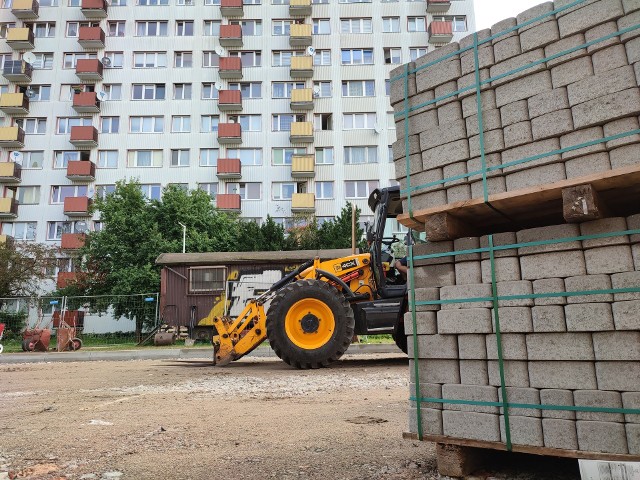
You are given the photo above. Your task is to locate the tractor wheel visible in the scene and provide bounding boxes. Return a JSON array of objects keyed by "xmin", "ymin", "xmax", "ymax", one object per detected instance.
[{"xmin": 266, "ymin": 279, "xmax": 355, "ymax": 369}]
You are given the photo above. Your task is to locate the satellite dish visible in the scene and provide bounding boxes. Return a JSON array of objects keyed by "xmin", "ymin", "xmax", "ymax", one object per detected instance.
[
  {"xmin": 306, "ymin": 46, "xmax": 316, "ymax": 56},
  {"xmin": 25, "ymin": 88, "xmax": 36, "ymax": 98},
  {"xmin": 96, "ymin": 90, "xmax": 108, "ymax": 101},
  {"xmin": 215, "ymin": 46, "xmax": 225, "ymax": 56},
  {"xmin": 23, "ymin": 52, "xmax": 36, "ymax": 64},
  {"xmin": 373, "ymin": 123, "xmax": 382, "ymax": 135},
  {"xmin": 87, "ymin": 186, "xmax": 95, "ymax": 198},
  {"xmin": 100, "ymin": 56, "xmax": 112, "ymax": 66},
  {"xmin": 10, "ymin": 151, "xmax": 23, "ymax": 164},
  {"xmin": 312, "ymin": 86, "xmax": 321, "ymax": 98},
  {"xmin": 214, "ymin": 83, "xmax": 222, "ymax": 91}
]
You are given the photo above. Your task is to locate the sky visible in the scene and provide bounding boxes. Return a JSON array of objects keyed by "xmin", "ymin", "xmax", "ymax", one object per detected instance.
[{"xmin": 474, "ymin": 0, "xmax": 549, "ymax": 30}]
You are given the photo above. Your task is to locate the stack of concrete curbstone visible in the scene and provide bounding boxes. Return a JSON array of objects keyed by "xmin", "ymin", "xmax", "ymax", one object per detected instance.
[
  {"xmin": 406, "ymin": 215, "xmax": 640, "ymax": 454},
  {"xmin": 390, "ymin": 0, "xmax": 640, "ymax": 213}
]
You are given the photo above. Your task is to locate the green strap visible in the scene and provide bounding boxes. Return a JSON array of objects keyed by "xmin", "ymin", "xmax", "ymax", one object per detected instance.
[
  {"xmin": 473, "ymin": 32, "xmax": 489, "ymax": 204},
  {"xmin": 408, "ymin": 243, "xmax": 423, "ymax": 440},
  {"xmin": 403, "ymin": 62, "xmax": 416, "ymax": 222}
]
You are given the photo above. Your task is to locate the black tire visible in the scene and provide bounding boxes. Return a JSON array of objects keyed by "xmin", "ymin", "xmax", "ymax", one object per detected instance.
[
  {"xmin": 70, "ymin": 338, "xmax": 83, "ymax": 351},
  {"xmin": 393, "ymin": 330, "xmax": 408, "ymax": 354},
  {"xmin": 266, "ymin": 279, "xmax": 355, "ymax": 369},
  {"xmin": 22, "ymin": 339, "xmax": 34, "ymax": 352}
]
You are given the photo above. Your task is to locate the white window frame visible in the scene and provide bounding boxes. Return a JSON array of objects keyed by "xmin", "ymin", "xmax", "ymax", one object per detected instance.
[
  {"xmin": 342, "ymin": 80, "xmax": 374, "ymax": 97},
  {"xmin": 174, "ymin": 83, "xmax": 192, "ymax": 100},
  {"xmin": 199, "ymin": 149, "xmax": 219, "ymax": 167},
  {"xmin": 200, "ymin": 115, "xmax": 219, "ymax": 132},
  {"xmin": 131, "ymin": 84, "xmax": 166, "ymax": 100},
  {"xmin": 340, "ymin": 18, "xmax": 372, "ymax": 34},
  {"xmin": 97, "ymin": 150, "xmax": 118, "ymax": 168},
  {"xmin": 171, "ymin": 116, "xmax": 191, "ymax": 133},
  {"xmin": 100, "ymin": 116, "xmax": 120, "ymax": 134},
  {"xmin": 315, "ymin": 181, "xmax": 334, "ymax": 199},
  {"xmin": 345, "ymin": 180, "xmax": 379, "ymax": 199},
  {"xmin": 128, "ymin": 150, "xmax": 163, "ymax": 168},
  {"xmin": 129, "ymin": 116, "xmax": 164, "ymax": 133},
  {"xmin": 133, "ymin": 51, "xmax": 167, "ymax": 68},
  {"xmin": 343, "ymin": 113, "xmax": 376, "ymax": 130},
  {"xmin": 227, "ymin": 148, "xmax": 263, "ymax": 166},
  {"xmin": 171, "ymin": 149, "xmax": 190, "ymax": 167},
  {"xmin": 344, "ymin": 146, "xmax": 378, "ymax": 164}
]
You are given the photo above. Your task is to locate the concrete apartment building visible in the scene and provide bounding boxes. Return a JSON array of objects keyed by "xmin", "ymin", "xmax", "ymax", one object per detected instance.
[{"xmin": 0, "ymin": 0, "xmax": 474, "ymax": 286}]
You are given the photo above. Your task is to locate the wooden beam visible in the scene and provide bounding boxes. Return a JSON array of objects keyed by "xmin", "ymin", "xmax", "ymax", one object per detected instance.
[
  {"xmin": 562, "ymin": 184, "xmax": 609, "ymax": 223},
  {"xmin": 436, "ymin": 443, "xmax": 485, "ymax": 478},
  {"xmin": 424, "ymin": 212, "xmax": 477, "ymax": 241}
]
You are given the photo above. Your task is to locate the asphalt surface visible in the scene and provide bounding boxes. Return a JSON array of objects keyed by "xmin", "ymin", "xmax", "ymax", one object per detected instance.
[{"xmin": 0, "ymin": 343, "xmax": 401, "ymax": 364}]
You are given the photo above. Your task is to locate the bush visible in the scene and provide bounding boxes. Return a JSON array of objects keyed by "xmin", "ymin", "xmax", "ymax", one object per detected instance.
[{"xmin": 0, "ymin": 310, "xmax": 28, "ymax": 340}]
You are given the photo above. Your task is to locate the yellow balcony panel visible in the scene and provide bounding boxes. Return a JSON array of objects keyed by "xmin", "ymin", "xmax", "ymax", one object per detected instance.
[
  {"xmin": 0, "ymin": 197, "xmax": 19, "ymax": 218},
  {"xmin": 291, "ymin": 193, "xmax": 315, "ymax": 213},
  {"xmin": 289, "ymin": 0, "xmax": 311, "ymax": 17},
  {"xmin": 2, "ymin": 60, "xmax": 33, "ymax": 83},
  {"xmin": 289, "ymin": 24, "xmax": 312, "ymax": 47},
  {"xmin": 290, "ymin": 88, "xmax": 314, "ymax": 110},
  {"xmin": 290, "ymin": 56, "xmax": 313, "ymax": 79},
  {"xmin": 290, "ymin": 122, "xmax": 313, "ymax": 143},
  {"xmin": 0, "ymin": 234, "xmax": 14, "ymax": 247},
  {"xmin": 11, "ymin": 0, "xmax": 39, "ymax": 19},
  {"xmin": 0, "ymin": 127, "xmax": 25, "ymax": 149},
  {"xmin": 7, "ymin": 28, "xmax": 35, "ymax": 50},
  {"xmin": 291, "ymin": 155, "xmax": 315, "ymax": 178},
  {"xmin": 0, "ymin": 162, "xmax": 22, "ymax": 183},
  {"xmin": 0, "ymin": 93, "xmax": 29, "ymax": 115}
]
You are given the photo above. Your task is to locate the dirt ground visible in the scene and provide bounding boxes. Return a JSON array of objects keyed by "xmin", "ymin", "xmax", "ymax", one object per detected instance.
[{"xmin": 0, "ymin": 353, "xmax": 580, "ymax": 480}]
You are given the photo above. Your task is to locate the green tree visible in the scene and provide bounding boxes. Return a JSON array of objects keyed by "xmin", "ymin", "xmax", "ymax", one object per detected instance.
[
  {"xmin": 0, "ymin": 241, "xmax": 57, "ymax": 303},
  {"xmin": 259, "ymin": 216, "xmax": 287, "ymax": 251}
]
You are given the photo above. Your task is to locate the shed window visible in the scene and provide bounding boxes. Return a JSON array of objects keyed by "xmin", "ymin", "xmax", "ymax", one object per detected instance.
[{"xmin": 189, "ymin": 267, "xmax": 226, "ymax": 293}]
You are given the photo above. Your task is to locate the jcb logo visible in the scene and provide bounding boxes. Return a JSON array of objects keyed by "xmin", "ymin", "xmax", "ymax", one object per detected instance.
[{"xmin": 334, "ymin": 259, "xmax": 358, "ymax": 272}]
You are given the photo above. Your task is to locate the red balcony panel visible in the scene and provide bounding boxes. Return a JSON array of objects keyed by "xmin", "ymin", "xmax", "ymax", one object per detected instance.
[
  {"xmin": 216, "ymin": 194, "xmax": 241, "ymax": 211},
  {"xmin": 219, "ymin": 57, "xmax": 243, "ymax": 79},
  {"xmin": 78, "ymin": 26, "xmax": 105, "ymax": 48},
  {"xmin": 75, "ymin": 59, "xmax": 103, "ymax": 81},
  {"xmin": 57, "ymin": 271, "xmax": 86, "ymax": 289},
  {"xmin": 72, "ymin": 92, "xmax": 100, "ymax": 113},
  {"xmin": 81, "ymin": 0, "xmax": 108, "ymax": 17},
  {"xmin": 220, "ymin": 0, "xmax": 243, "ymax": 16},
  {"xmin": 69, "ymin": 126, "xmax": 98, "ymax": 148},
  {"xmin": 63, "ymin": 196, "xmax": 92, "ymax": 216},
  {"xmin": 66, "ymin": 160, "xmax": 96, "ymax": 181},
  {"xmin": 220, "ymin": 24, "xmax": 243, "ymax": 47},
  {"xmin": 216, "ymin": 158, "xmax": 241, "ymax": 179},
  {"xmin": 218, "ymin": 89, "xmax": 242, "ymax": 111},
  {"xmin": 61, "ymin": 233, "xmax": 86, "ymax": 250},
  {"xmin": 429, "ymin": 21, "xmax": 453, "ymax": 43},
  {"xmin": 217, "ymin": 123, "xmax": 242, "ymax": 144},
  {"xmin": 426, "ymin": 0, "xmax": 451, "ymax": 13}
]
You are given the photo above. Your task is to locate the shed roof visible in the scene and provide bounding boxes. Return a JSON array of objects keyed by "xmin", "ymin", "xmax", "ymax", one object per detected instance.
[{"xmin": 156, "ymin": 249, "xmax": 356, "ymax": 266}]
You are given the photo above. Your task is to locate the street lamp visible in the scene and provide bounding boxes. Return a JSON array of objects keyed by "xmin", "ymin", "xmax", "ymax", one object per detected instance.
[{"xmin": 178, "ymin": 222, "xmax": 186, "ymax": 254}]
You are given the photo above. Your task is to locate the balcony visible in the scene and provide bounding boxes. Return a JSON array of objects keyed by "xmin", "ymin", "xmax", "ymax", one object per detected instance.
[
  {"xmin": 78, "ymin": 26, "xmax": 105, "ymax": 49},
  {"xmin": 57, "ymin": 272, "xmax": 85, "ymax": 289},
  {"xmin": 6, "ymin": 28, "xmax": 35, "ymax": 50},
  {"xmin": 216, "ymin": 158, "xmax": 242, "ymax": 179},
  {"xmin": 290, "ymin": 122, "xmax": 313, "ymax": 143},
  {"xmin": 291, "ymin": 193, "xmax": 315, "ymax": 213},
  {"xmin": 290, "ymin": 0, "xmax": 311, "ymax": 17},
  {"xmin": 63, "ymin": 196, "xmax": 92, "ymax": 217},
  {"xmin": 66, "ymin": 160, "xmax": 96, "ymax": 181},
  {"xmin": 429, "ymin": 21, "xmax": 453, "ymax": 44},
  {"xmin": 0, "ymin": 93, "xmax": 29, "ymax": 115},
  {"xmin": 72, "ymin": 92, "xmax": 100, "ymax": 114},
  {"xmin": 218, "ymin": 90, "xmax": 242, "ymax": 112},
  {"xmin": 426, "ymin": 0, "xmax": 451, "ymax": 13},
  {"xmin": 0, "ymin": 162, "xmax": 22, "ymax": 183},
  {"xmin": 11, "ymin": 0, "xmax": 39, "ymax": 19},
  {"xmin": 291, "ymin": 155, "xmax": 315, "ymax": 178},
  {"xmin": 219, "ymin": 57, "xmax": 242, "ymax": 79},
  {"xmin": 217, "ymin": 123, "xmax": 242, "ymax": 145},
  {"xmin": 289, "ymin": 24, "xmax": 312, "ymax": 47},
  {"xmin": 220, "ymin": 0, "xmax": 243, "ymax": 17},
  {"xmin": 219, "ymin": 25, "xmax": 243, "ymax": 48},
  {"xmin": 0, "ymin": 234, "xmax": 14, "ymax": 247},
  {"xmin": 290, "ymin": 56, "xmax": 313, "ymax": 79},
  {"xmin": 0, "ymin": 198, "xmax": 19, "ymax": 218},
  {"xmin": 2, "ymin": 60, "xmax": 33, "ymax": 83},
  {"xmin": 0, "ymin": 127, "xmax": 25, "ymax": 149},
  {"xmin": 216, "ymin": 193, "xmax": 241, "ymax": 212},
  {"xmin": 70, "ymin": 126, "xmax": 98, "ymax": 148},
  {"xmin": 75, "ymin": 58, "xmax": 103, "ymax": 81},
  {"xmin": 290, "ymin": 88, "xmax": 313, "ymax": 110},
  {"xmin": 81, "ymin": 0, "xmax": 108, "ymax": 18},
  {"xmin": 61, "ymin": 233, "xmax": 86, "ymax": 250}
]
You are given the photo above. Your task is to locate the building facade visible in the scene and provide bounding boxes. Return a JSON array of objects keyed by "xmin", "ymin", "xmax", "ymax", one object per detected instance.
[{"xmin": 0, "ymin": 0, "xmax": 474, "ymax": 286}]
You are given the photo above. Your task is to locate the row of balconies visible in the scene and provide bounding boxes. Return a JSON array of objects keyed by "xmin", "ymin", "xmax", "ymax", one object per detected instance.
[
  {"xmin": 216, "ymin": 192, "xmax": 315, "ymax": 214},
  {"xmin": 5, "ymin": 26, "xmax": 105, "ymax": 51},
  {"xmin": 0, "ymin": 91, "xmax": 100, "ymax": 115},
  {"xmin": 0, "ymin": 195, "xmax": 91, "ymax": 219},
  {"xmin": 220, "ymin": 0, "xmax": 311, "ymax": 18},
  {"xmin": 11, "ymin": 0, "xmax": 107, "ymax": 20}
]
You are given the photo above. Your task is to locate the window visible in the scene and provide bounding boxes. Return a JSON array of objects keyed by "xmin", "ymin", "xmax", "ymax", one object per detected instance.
[
  {"xmin": 0, "ymin": 23, "xmax": 16, "ymax": 39},
  {"xmin": 344, "ymin": 146, "xmax": 378, "ymax": 164},
  {"xmin": 272, "ymin": 19, "xmax": 292, "ymax": 36},
  {"xmin": 410, "ymin": 47, "xmax": 428, "ymax": 61},
  {"xmin": 273, "ymin": 51, "xmax": 301, "ymax": 67},
  {"xmin": 315, "ymin": 147, "xmax": 333, "ymax": 164},
  {"xmin": 136, "ymin": 21, "xmax": 168, "ymax": 36},
  {"xmin": 272, "ymin": 82, "xmax": 304, "ymax": 99},
  {"xmin": 0, "ymin": 54, "xmax": 10, "ymax": 69},
  {"xmin": 201, "ymin": 115, "xmax": 219, "ymax": 132},
  {"xmin": 51, "ymin": 185, "xmax": 88, "ymax": 204},
  {"xmin": 433, "ymin": 15, "xmax": 467, "ymax": 32},
  {"xmin": 199, "ymin": 149, "xmax": 219, "ymax": 166},
  {"xmin": 57, "ymin": 117, "xmax": 91, "ymax": 134},
  {"xmin": 345, "ymin": 180, "xmax": 378, "ymax": 199},
  {"xmin": 226, "ymin": 182, "xmax": 261, "ymax": 200},
  {"xmin": 344, "ymin": 113, "xmax": 376, "ymax": 130},
  {"xmin": 229, "ymin": 82, "xmax": 261, "ymax": 99},
  {"xmin": 315, "ymin": 181, "xmax": 333, "ymax": 199},
  {"xmin": 1, "ymin": 222, "xmax": 37, "ymax": 241},
  {"xmin": 272, "ymin": 147, "xmax": 305, "ymax": 165},
  {"xmin": 227, "ymin": 148, "xmax": 262, "ymax": 165},
  {"xmin": 384, "ymin": 48, "xmax": 401, "ymax": 64},
  {"xmin": 111, "ymin": 0, "xmax": 126, "ymax": 4},
  {"xmin": 230, "ymin": 19, "xmax": 262, "ymax": 36},
  {"xmin": 29, "ymin": 53, "xmax": 54, "ymax": 70},
  {"xmin": 176, "ymin": 20, "xmax": 194, "ymax": 36},
  {"xmin": 95, "ymin": 184, "xmax": 116, "ymax": 200},
  {"xmin": 103, "ymin": 84, "xmax": 122, "ymax": 100},
  {"xmin": 189, "ymin": 267, "xmax": 226, "ymax": 293},
  {"xmin": 228, "ymin": 115, "xmax": 261, "ymax": 132},
  {"xmin": 340, "ymin": 18, "xmax": 372, "ymax": 34},
  {"xmin": 107, "ymin": 21, "xmax": 125, "ymax": 36},
  {"xmin": 313, "ymin": 50, "xmax": 331, "ymax": 66},
  {"xmin": 98, "ymin": 150, "xmax": 118, "ymax": 168},
  {"xmin": 382, "ymin": 17, "xmax": 400, "ymax": 33},
  {"xmin": 22, "ymin": 85, "xmax": 50, "ymax": 101},
  {"xmin": 342, "ymin": 80, "xmax": 374, "ymax": 97},
  {"xmin": 128, "ymin": 150, "xmax": 163, "ymax": 167},
  {"xmin": 66, "ymin": 22, "xmax": 97, "ymax": 37},
  {"xmin": 408, "ymin": 17, "xmax": 426, "ymax": 32},
  {"xmin": 9, "ymin": 186, "xmax": 40, "ymax": 205},
  {"xmin": 198, "ymin": 182, "xmax": 218, "ymax": 198},
  {"xmin": 174, "ymin": 83, "xmax": 192, "ymax": 100},
  {"xmin": 132, "ymin": 84, "xmax": 165, "ymax": 100},
  {"xmin": 140, "ymin": 184, "xmax": 162, "ymax": 200},
  {"xmin": 312, "ymin": 19, "xmax": 330, "ymax": 35},
  {"xmin": 171, "ymin": 116, "xmax": 191, "ymax": 133},
  {"xmin": 171, "ymin": 149, "xmax": 190, "ymax": 166},
  {"xmin": 201, "ymin": 83, "xmax": 220, "ymax": 99},
  {"xmin": 53, "ymin": 150, "xmax": 88, "ymax": 168},
  {"xmin": 202, "ymin": 51, "xmax": 220, "ymax": 67},
  {"xmin": 229, "ymin": 50, "xmax": 261, "ymax": 67},
  {"xmin": 314, "ymin": 113, "xmax": 333, "ymax": 131},
  {"xmin": 16, "ymin": 118, "xmax": 46, "ymax": 134},
  {"xmin": 204, "ymin": 0, "xmax": 221, "ymax": 4},
  {"xmin": 100, "ymin": 116, "xmax": 120, "ymax": 133},
  {"xmin": 272, "ymin": 182, "xmax": 297, "ymax": 200},
  {"xmin": 31, "ymin": 22, "xmax": 56, "ymax": 37},
  {"xmin": 46, "ymin": 221, "xmax": 88, "ymax": 241},
  {"xmin": 20, "ymin": 151, "xmax": 44, "ymax": 169},
  {"xmin": 138, "ymin": 0, "xmax": 169, "ymax": 4},
  {"xmin": 339, "ymin": 0, "xmax": 370, "ymax": 2},
  {"xmin": 130, "ymin": 116, "xmax": 164, "ymax": 133},
  {"xmin": 134, "ymin": 52, "xmax": 167, "ymax": 68},
  {"xmin": 63, "ymin": 52, "xmax": 97, "ymax": 69},
  {"xmin": 59, "ymin": 84, "xmax": 93, "ymax": 101},
  {"xmin": 203, "ymin": 20, "xmax": 221, "ymax": 36},
  {"xmin": 103, "ymin": 52, "xmax": 123, "ymax": 68},
  {"xmin": 341, "ymin": 49, "xmax": 373, "ymax": 65},
  {"xmin": 272, "ymin": 114, "xmax": 296, "ymax": 132},
  {"xmin": 174, "ymin": 51, "xmax": 193, "ymax": 68},
  {"xmin": 313, "ymin": 81, "xmax": 332, "ymax": 98},
  {"xmin": 387, "ymin": 112, "xmax": 395, "ymax": 129}
]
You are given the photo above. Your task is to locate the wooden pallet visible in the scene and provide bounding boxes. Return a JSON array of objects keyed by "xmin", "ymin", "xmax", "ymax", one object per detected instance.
[
  {"xmin": 397, "ymin": 164, "xmax": 640, "ymax": 241},
  {"xmin": 403, "ymin": 432, "xmax": 640, "ymax": 477}
]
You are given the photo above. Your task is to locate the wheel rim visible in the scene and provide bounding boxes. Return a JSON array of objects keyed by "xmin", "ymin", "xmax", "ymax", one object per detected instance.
[{"xmin": 284, "ymin": 298, "xmax": 335, "ymax": 350}]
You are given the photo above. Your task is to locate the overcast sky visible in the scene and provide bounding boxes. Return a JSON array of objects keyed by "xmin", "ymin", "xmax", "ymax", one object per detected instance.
[{"xmin": 474, "ymin": 0, "xmax": 548, "ymax": 30}]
